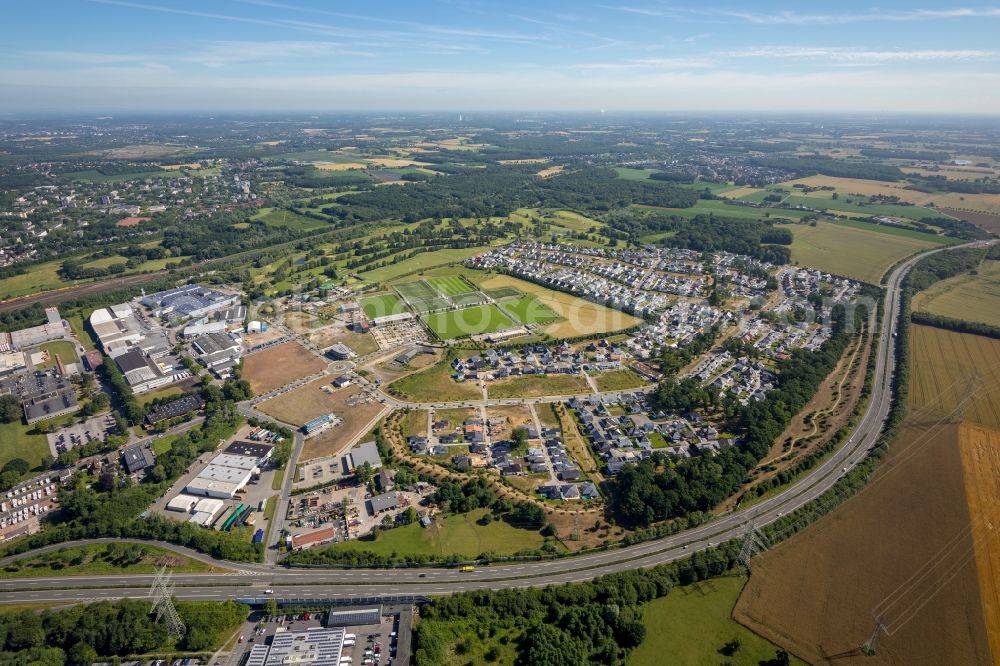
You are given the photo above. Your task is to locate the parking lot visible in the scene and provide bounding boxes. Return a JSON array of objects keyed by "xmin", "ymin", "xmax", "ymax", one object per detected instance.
[
  {"xmin": 225, "ymin": 609, "xmax": 405, "ymax": 666},
  {"xmin": 47, "ymin": 414, "xmax": 117, "ymax": 457}
]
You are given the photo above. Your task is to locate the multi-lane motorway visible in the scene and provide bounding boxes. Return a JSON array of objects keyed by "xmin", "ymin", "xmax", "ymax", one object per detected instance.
[{"xmin": 0, "ymin": 242, "xmax": 984, "ymax": 605}]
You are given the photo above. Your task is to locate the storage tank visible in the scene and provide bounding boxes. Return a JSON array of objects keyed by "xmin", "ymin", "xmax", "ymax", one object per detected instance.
[{"xmin": 260, "ymin": 322, "xmax": 268, "ymax": 332}]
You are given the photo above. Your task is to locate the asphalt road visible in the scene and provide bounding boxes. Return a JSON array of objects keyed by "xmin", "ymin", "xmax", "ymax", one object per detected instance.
[{"xmin": 0, "ymin": 242, "xmax": 987, "ymax": 605}]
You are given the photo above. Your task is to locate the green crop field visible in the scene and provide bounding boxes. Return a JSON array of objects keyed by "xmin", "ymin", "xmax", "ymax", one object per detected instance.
[
  {"xmin": 781, "ymin": 194, "xmax": 945, "ymax": 222},
  {"xmin": 631, "ymin": 576, "xmax": 805, "ymax": 666},
  {"xmin": 503, "ymin": 295, "xmax": 561, "ymax": 325},
  {"xmin": 788, "ymin": 220, "xmax": 943, "ymax": 283},
  {"xmin": 428, "ymin": 275, "xmax": 475, "ymax": 296},
  {"xmin": 361, "ymin": 293, "xmax": 406, "ymax": 319},
  {"xmin": 635, "ymin": 199, "xmax": 812, "ymax": 222},
  {"xmin": 422, "ymin": 304, "xmax": 515, "ymax": 339},
  {"xmin": 322, "ymin": 508, "xmax": 546, "ymax": 559},
  {"xmin": 913, "ymin": 259, "xmax": 1000, "ymax": 328}
]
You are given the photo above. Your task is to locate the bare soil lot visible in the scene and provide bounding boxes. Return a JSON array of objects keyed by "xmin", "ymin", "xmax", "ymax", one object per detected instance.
[
  {"xmin": 243, "ymin": 341, "xmax": 328, "ymax": 395},
  {"xmin": 734, "ymin": 415, "xmax": 991, "ymax": 665}
]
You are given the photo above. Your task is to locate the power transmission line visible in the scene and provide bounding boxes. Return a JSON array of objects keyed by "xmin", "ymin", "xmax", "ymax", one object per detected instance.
[{"xmin": 149, "ymin": 565, "xmax": 186, "ymax": 638}]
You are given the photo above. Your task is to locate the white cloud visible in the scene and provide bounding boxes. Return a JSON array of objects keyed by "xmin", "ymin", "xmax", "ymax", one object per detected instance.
[
  {"xmin": 606, "ymin": 5, "xmax": 1000, "ymax": 25},
  {"xmin": 722, "ymin": 47, "xmax": 999, "ymax": 63}
]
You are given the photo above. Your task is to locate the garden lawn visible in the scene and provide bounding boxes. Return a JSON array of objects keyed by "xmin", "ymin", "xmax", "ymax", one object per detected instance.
[{"xmin": 325, "ymin": 508, "xmax": 545, "ymax": 559}]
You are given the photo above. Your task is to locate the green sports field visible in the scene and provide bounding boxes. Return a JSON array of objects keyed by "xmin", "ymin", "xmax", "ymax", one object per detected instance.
[
  {"xmin": 361, "ymin": 293, "xmax": 406, "ymax": 319},
  {"xmin": 422, "ymin": 304, "xmax": 515, "ymax": 339},
  {"xmin": 503, "ymin": 295, "xmax": 561, "ymax": 325},
  {"xmin": 428, "ymin": 275, "xmax": 475, "ymax": 296}
]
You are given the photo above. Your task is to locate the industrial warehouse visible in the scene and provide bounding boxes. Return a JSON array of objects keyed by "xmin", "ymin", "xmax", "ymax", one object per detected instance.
[{"xmin": 181, "ymin": 441, "xmax": 275, "ymax": 500}]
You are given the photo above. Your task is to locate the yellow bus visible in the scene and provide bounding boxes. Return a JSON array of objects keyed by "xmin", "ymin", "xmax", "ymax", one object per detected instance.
[{"xmin": 459, "ymin": 565, "xmax": 475, "ymax": 572}]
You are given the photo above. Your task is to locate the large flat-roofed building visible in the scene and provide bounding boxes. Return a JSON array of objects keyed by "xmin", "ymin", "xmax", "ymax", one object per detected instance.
[
  {"xmin": 254, "ymin": 628, "xmax": 345, "ymax": 666},
  {"xmin": 191, "ymin": 331, "xmax": 242, "ymax": 378},
  {"xmin": 325, "ymin": 607, "xmax": 381, "ymax": 627},
  {"xmin": 199, "ymin": 464, "xmax": 254, "ymax": 486},
  {"xmin": 224, "ymin": 441, "xmax": 274, "ymax": 464},
  {"xmin": 0, "ymin": 307, "xmax": 67, "ymax": 352},
  {"xmin": 23, "ymin": 386, "xmax": 78, "ymax": 424},
  {"xmin": 89, "ymin": 303, "xmax": 145, "ymax": 354},
  {"xmin": 114, "ymin": 349, "xmax": 173, "ymax": 394},
  {"xmin": 207, "ymin": 453, "xmax": 259, "ymax": 472},
  {"xmin": 141, "ymin": 284, "xmax": 239, "ymax": 321},
  {"xmin": 184, "ymin": 477, "xmax": 242, "ymax": 499},
  {"xmin": 344, "ymin": 440, "xmax": 382, "ymax": 472},
  {"xmin": 0, "ymin": 351, "xmax": 26, "ymax": 377},
  {"xmin": 145, "ymin": 394, "xmax": 205, "ymax": 425},
  {"xmin": 212, "ymin": 305, "xmax": 247, "ymax": 323}
]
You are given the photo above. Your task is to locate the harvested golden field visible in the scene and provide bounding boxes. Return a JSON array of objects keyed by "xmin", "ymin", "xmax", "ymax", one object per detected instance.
[
  {"xmin": 735, "ymin": 416, "xmax": 991, "ymax": 665},
  {"xmin": 781, "ymin": 175, "xmax": 926, "ymax": 204},
  {"xmin": 909, "ymin": 325, "xmax": 1000, "ymax": 429},
  {"xmin": 927, "ymin": 191, "xmax": 1000, "ymax": 215},
  {"xmin": 913, "ymin": 259, "xmax": 1000, "ymax": 328},
  {"xmin": 957, "ymin": 421, "xmax": 1000, "ymax": 663},
  {"xmin": 536, "ymin": 165, "xmax": 565, "ymax": 178},
  {"xmin": 724, "ymin": 186, "xmax": 763, "ymax": 199},
  {"xmin": 243, "ymin": 341, "xmax": 328, "ymax": 395},
  {"xmin": 902, "ymin": 166, "xmax": 998, "ymax": 181},
  {"xmin": 314, "ymin": 161, "xmax": 366, "ymax": 171},
  {"xmin": 479, "ymin": 274, "xmax": 641, "ymax": 338}
]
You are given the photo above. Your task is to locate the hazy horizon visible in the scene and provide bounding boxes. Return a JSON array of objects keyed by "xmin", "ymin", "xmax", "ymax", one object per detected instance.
[{"xmin": 3, "ymin": 0, "xmax": 1000, "ymax": 114}]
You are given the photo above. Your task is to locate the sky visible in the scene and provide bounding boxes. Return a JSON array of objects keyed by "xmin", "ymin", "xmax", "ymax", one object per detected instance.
[{"xmin": 2, "ymin": 0, "xmax": 1000, "ymax": 114}]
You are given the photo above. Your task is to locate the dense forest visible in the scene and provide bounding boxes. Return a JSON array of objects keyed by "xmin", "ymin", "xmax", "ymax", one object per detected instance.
[
  {"xmin": 754, "ymin": 156, "xmax": 904, "ymax": 182},
  {"xmin": 327, "ymin": 166, "xmax": 699, "ymax": 223}
]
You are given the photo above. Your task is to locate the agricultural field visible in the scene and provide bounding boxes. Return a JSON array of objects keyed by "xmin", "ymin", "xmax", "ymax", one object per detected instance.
[
  {"xmin": 913, "ymin": 259, "xmax": 1000, "ymax": 328},
  {"xmin": 938, "ymin": 208, "xmax": 1000, "ymax": 234},
  {"xmin": 633, "ymin": 576, "xmax": 804, "ymax": 666},
  {"xmin": 501, "ymin": 295, "xmax": 561, "ymax": 326},
  {"xmin": 360, "ymin": 293, "xmax": 406, "ymax": 319},
  {"xmin": 735, "ymin": 417, "xmax": 991, "ymax": 665},
  {"xmin": 422, "ymin": 304, "xmax": 515, "ymax": 340},
  {"xmin": 242, "ymin": 341, "xmax": 328, "ymax": 395},
  {"xmin": 909, "ymin": 325, "xmax": 1000, "ymax": 429},
  {"xmin": 321, "ymin": 508, "xmax": 546, "ymax": 560},
  {"xmin": 487, "ymin": 373, "xmax": 590, "ymax": 399},
  {"xmin": 787, "ymin": 220, "xmax": 943, "ymax": 283},
  {"xmin": 635, "ymin": 199, "xmax": 813, "ymax": 222},
  {"xmin": 479, "ymin": 274, "xmax": 642, "ymax": 338},
  {"xmin": 386, "ymin": 357, "xmax": 481, "ymax": 403},
  {"xmin": 957, "ymin": 421, "xmax": 1000, "ymax": 661}
]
